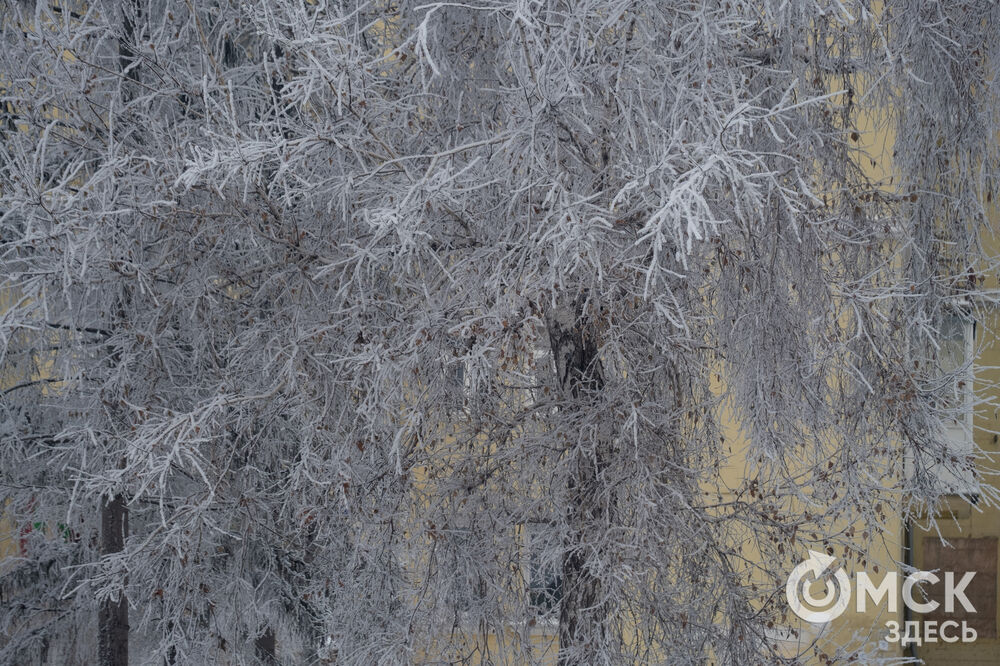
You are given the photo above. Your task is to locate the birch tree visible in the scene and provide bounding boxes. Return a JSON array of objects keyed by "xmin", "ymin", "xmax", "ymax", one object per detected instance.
[{"xmin": 2, "ymin": 1, "xmax": 1000, "ymax": 664}]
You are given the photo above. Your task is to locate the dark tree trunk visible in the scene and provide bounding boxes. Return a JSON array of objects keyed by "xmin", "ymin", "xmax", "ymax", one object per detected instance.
[
  {"xmin": 255, "ymin": 627, "xmax": 277, "ymax": 664},
  {"xmin": 547, "ymin": 294, "xmax": 614, "ymax": 665},
  {"xmin": 99, "ymin": 3, "xmax": 141, "ymax": 663},
  {"xmin": 99, "ymin": 493, "xmax": 129, "ymax": 666}
]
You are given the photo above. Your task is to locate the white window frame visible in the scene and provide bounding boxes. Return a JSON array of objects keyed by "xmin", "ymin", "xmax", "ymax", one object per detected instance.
[
  {"xmin": 905, "ymin": 311, "xmax": 976, "ymax": 496},
  {"xmin": 436, "ymin": 525, "xmax": 490, "ymax": 623},
  {"xmin": 524, "ymin": 521, "xmax": 562, "ymax": 624}
]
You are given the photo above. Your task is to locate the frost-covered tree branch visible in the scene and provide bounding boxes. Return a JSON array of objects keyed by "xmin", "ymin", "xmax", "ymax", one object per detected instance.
[{"xmin": 3, "ymin": 1, "xmax": 1000, "ymax": 664}]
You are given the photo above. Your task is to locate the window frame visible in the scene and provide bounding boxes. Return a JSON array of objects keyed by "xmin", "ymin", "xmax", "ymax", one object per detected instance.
[{"xmin": 905, "ymin": 307, "xmax": 977, "ymax": 496}]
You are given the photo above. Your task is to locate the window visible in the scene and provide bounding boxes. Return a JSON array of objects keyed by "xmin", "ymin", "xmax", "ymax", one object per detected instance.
[
  {"xmin": 525, "ymin": 523, "xmax": 562, "ymax": 619},
  {"xmin": 908, "ymin": 312, "xmax": 976, "ymax": 495},
  {"xmin": 442, "ymin": 352, "xmax": 471, "ymax": 412},
  {"xmin": 934, "ymin": 313, "xmax": 975, "ymax": 494},
  {"xmin": 436, "ymin": 526, "xmax": 489, "ymax": 621}
]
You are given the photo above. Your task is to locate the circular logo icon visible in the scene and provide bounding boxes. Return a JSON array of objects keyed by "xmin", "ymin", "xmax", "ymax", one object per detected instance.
[{"xmin": 786, "ymin": 550, "xmax": 851, "ymax": 623}]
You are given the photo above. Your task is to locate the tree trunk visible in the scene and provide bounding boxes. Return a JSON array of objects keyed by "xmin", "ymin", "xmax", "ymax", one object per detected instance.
[
  {"xmin": 547, "ymin": 294, "xmax": 614, "ymax": 665},
  {"xmin": 99, "ymin": 493, "xmax": 128, "ymax": 666},
  {"xmin": 255, "ymin": 627, "xmax": 277, "ymax": 664},
  {"xmin": 98, "ymin": 4, "xmax": 141, "ymax": 662}
]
